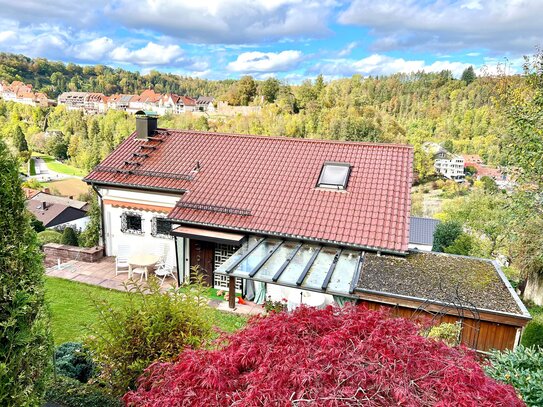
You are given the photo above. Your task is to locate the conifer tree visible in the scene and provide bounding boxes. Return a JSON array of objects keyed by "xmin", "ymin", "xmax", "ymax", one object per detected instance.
[{"xmin": 0, "ymin": 139, "xmax": 52, "ymax": 406}]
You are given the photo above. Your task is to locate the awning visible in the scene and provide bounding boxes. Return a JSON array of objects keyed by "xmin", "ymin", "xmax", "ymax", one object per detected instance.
[
  {"xmin": 214, "ymin": 236, "xmax": 364, "ymax": 298},
  {"xmin": 171, "ymin": 226, "xmax": 246, "ymax": 245}
]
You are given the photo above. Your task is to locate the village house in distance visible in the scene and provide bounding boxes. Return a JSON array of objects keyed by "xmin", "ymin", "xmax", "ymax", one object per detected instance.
[
  {"xmin": 84, "ymin": 113, "xmax": 530, "ymax": 352},
  {"xmin": 0, "ymin": 80, "xmax": 55, "ymax": 107},
  {"xmin": 57, "ymin": 89, "xmax": 215, "ymax": 115}
]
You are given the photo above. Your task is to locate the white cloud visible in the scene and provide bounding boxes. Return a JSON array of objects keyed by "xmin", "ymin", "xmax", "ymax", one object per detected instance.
[
  {"xmin": 338, "ymin": 41, "xmax": 358, "ymax": 57},
  {"xmin": 110, "ymin": 42, "xmax": 184, "ymax": 65},
  {"xmin": 76, "ymin": 37, "xmax": 114, "ymax": 60},
  {"xmin": 338, "ymin": 0, "xmax": 543, "ymax": 54},
  {"xmin": 315, "ymin": 54, "xmax": 475, "ymax": 77},
  {"xmin": 0, "ymin": 30, "xmax": 17, "ymax": 44},
  {"xmin": 110, "ymin": 0, "xmax": 334, "ymax": 44},
  {"xmin": 227, "ymin": 50, "xmax": 303, "ymax": 72}
]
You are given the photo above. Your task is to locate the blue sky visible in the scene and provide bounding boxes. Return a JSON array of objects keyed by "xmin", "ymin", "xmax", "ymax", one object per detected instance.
[{"xmin": 0, "ymin": 0, "xmax": 540, "ymax": 82}]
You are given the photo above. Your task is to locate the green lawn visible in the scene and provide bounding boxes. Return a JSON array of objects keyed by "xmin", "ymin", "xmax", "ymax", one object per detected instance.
[
  {"xmin": 32, "ymin": 153, "xmax": 87, "ymax": 177},
  {"xmin": 45, "ymin": 277, "xmax": 248, "ymax": 345}
]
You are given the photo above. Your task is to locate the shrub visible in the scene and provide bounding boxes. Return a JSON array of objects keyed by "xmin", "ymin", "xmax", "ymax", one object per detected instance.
[
  {"xmin": 37, "ymin": 229, "xmax": 62, "ymax": 245},
  {"xmin": 55, "ymin": 342, "xmax": 95, "ymax": 383},
  {"xmin": 263, "ymin": 297, "xmax": 287, "ymax": 313},
  {"xmin": 125, "ymin": 306, "xmax": 522, "ymax": 406},
  {"xmin": 432, "ymin": 220, "xmax": 463, "ymax": 252},
  {"xmin": 444, "ymin": 233, "xmax": 474, "ymax": 256},
  {"xmin": 61, "ymin": 226, "xmax": 79, "ymax": 246},
  {"xmin": 521, "ymin": 315, "xmax": 543, "ymax": 348},
  {"xmin": 30, "ymin": 215, "xmax": 46, "ymax": 232},
  {"xmin": 485, "ymin": 345, "xmax": 543, "ymax": 406},
  {"xmin": 87, "ymin": 278, "xmax": 213, "ymax": 395},
  {"xmin": 426, "ymin": 322, "xmax": 462, "ymax": 346},
  {"xmin": 0, "ymin": 139, "xmax": 52, "ymax": 406},
  {"xmin": 46, "ymin": 376, "xmax": 122, "ymax": 407},
  {"xmin": 79, "ymin": 191, "xmax": 100, "ymax": 248}
]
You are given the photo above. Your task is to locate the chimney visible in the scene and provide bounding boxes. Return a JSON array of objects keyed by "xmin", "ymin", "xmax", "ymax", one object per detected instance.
[
  {"xmin": 135, "ymin": 111, "xmax": 158, "ymax": 140},
  {"xmin": 42, "ymin": 201, "xmax": 47, "ymax": 210}
]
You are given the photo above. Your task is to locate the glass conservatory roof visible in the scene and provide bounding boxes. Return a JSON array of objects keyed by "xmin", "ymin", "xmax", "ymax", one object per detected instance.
[{"xmin": 214, "ymin": 236, "xmax": 364, "ymax": 298}]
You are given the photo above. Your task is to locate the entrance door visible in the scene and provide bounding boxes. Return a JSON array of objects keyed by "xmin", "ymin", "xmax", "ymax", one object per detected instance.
[{"xmin": 189, "ymin": 240, "xmax": 215, "ymax": 286}]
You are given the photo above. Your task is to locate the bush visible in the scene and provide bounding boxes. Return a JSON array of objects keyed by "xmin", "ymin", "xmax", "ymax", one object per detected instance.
[
  {"xmin": 432, "ymin": 220, "xmax": 463, "ymax": 252},
  {"xmin": 87, "ymin": 278, "xmax": 213, "ymax": 395},
  {"xmin": 485, "ymin": 345, "xmax": 543, "ymax": 406},
  {"xmin": 426, "ymin": 322, "xmax": 462, "ymax": 346},
  {"xmin": 522, "ymin": 315, "xmax": 543, "ymax": 348},
  {"xmin": 0, "ymin": 139, "xmax": 52, "ymax": 406},
  {"xmin": 30, "ymin": 215, "xmax": 46, "ymax": 232},
  {"xmin": 55, "ymin": 342, "xmax": 95, "ymax": 383},
  {"xmin": 38, "ymin": 229, "xmax": 62, "ymax": 245},
  {"xmin": 125, "ymin": 306, "xmax": 523, "ymax": 406},
  {"xmin": 61, "ymin": 226, "xmax": 79, "ymax": 246},
  {"xmin": 46, "ymin": 376, "xmax": 122, "ymax": 407},
  {"xmin": 78, "ymin": 191, "xmax": 100, "ymax": 248}
]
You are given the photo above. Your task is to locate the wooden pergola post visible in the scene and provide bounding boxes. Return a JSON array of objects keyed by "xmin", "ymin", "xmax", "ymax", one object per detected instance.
[{"xmin": 228, "ymin": 276, "xmax": 236, "ymax": 309}]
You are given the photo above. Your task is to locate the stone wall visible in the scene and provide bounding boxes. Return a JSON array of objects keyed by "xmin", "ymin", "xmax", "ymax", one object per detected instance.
[
  {"xmin": 524, "ymin": 272, "xmax": 543, "ymax": 306},
  {"xmin": 43, "ymin": 243, "xmax": 104, "ymax": 266}
]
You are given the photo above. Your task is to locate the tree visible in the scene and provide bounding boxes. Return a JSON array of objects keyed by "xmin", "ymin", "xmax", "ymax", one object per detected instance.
[
  {"xmin": 125, "ymin": 306, "xmax": 523, "ymax": 406},
  {"xmin": 461, "ymin": 66, "xmax": 476, "ymax": 85},
  {"xmin": 432, "ymin": 220, "xmax": 463, "ymax": 252},
  {"xmin": 0, "ymin": 139, "xmax": 52, "ymax": 406},
  {"xmin": 60, "ymin": 226, "xmax": 79, "ymax": 246},
  {"xmin": 12, "ymin": 125, "xmax": 28, "ymax": 152},
  {"xmin": 260, "ymin": 77, "xmax": 280, "ymax": 103},
  {"xmin": 237, "ymin": 75, "xmax": 257, "ymax": 106},
  {"xmin": 438, "ymin": 191, "xmax": 510, "ymax": 256}
]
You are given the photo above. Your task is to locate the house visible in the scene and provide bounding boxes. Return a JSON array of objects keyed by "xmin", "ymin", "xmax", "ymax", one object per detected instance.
[
  {"xmin": 26, "ymin": 192, "xmax": 89, "ymax": 230},
  {"xmin": 85, "ymin": 93, "xmax": 108, "ymax": 114},
  {"xmin": 408, "ymin": 216, "xmax": 439, "ymax": 251},
  {"xmin": 84, "ymin": 114, "xmax": 530, "ymax": 351},
  {"xmin": 58, "ymin": 92, "xmax": 88, "ymax": 111},
  {"xmin": 197, "ymin": 96, "xmax": 215, "ymax": 112}
]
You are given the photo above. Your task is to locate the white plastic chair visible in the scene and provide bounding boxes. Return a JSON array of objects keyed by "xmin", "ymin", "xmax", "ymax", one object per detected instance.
[
  {"xmin": 154, "ymin": 250, "xmax": 177, "ymax": 286},
  {"xmin": 131, "ymin": 265, "xmax": 148, "ymax": 281},
  {"xmin": 115, "ymin": 245, "xmax": 131, "ymax": 276},
  {"xmin": 151, "ymin": 243, "xmax": 168, "ymax": 267}
]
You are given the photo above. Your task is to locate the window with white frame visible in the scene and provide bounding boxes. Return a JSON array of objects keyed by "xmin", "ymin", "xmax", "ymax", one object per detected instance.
[{"xmin": 121, "ymin": 211, "xmax": 143, "ymax": 235}]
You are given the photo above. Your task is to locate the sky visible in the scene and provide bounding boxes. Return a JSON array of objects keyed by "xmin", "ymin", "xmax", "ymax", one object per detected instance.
[{"xmin": 0, "ymin": 0, "xmax": 540, "ymax": 82}]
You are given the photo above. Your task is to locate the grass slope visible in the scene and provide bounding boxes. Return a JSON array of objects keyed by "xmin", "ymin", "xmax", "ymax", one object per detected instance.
[
  {"xmin": 33, "ymin": 153, "xmax": 87, "ymax": 177},
  {"xmin": 45, "ymin": 277, "xmax": 248, "ymax": 345}
]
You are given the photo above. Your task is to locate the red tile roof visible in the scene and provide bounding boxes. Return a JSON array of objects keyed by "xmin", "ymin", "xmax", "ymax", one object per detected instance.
[{"xmin": 85, "ymin": 130, "xmax": 413, "ymax": 253}]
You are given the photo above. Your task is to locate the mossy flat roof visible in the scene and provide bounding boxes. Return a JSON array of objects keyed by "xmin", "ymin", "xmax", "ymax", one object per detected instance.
[{"xmin": 356, "ymin": 251, "xmax": 525, "ymax": 316}]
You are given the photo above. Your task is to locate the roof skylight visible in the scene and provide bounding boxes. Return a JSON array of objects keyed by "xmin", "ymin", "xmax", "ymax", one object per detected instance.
[{"xmin": 317, "ymin": 162, "xmax": 351, "ymax": 190}]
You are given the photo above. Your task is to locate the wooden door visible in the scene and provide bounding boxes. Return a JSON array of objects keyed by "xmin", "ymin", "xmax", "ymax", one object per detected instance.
[{"xmin": 189, "ymin": 240, "xmax": 215, "ymax": 286}]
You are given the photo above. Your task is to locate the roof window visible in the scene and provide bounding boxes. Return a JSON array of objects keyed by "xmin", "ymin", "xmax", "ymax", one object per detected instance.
[{"xmin": 317, "ymin": 162, "xmax": 351, "ymax": 190}]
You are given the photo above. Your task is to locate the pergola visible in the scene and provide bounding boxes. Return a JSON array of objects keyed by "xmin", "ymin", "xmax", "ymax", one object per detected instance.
[{"xmin": 214, "ymin": 236, "xmax": 364, "ymax": 308}]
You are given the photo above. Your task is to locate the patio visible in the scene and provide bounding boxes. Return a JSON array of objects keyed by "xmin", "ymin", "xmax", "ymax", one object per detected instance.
[
  {"xmin": 45, "ymin": 256, "xmax": 178, "ymax": 291},
  {"xmin": 45, "ymin": 256, "xmax": 265, "ymax": 316}
]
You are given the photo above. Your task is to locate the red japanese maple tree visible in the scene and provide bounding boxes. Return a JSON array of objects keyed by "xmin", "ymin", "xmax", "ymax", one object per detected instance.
[{"xmin": 124, "ymin": 305, "xmax": 523, "ymax": 406}]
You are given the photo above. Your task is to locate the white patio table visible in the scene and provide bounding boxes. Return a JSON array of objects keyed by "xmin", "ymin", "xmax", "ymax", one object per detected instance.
[{"xmin": 128, "ymin": 253, "xmax": 160, "ymax": 280}]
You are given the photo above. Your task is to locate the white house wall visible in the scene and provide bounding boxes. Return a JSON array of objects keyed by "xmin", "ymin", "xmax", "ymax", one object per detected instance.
[{"xmin": 97, "ymin": 186, "xmax": 182, "ymax": 257}]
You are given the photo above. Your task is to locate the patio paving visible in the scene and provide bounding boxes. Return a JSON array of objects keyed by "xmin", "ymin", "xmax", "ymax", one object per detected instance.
[
  {"xmin": 45, "ymin": 257, "xmax": 177, "ymax": 292},
  {"xmin": 45, "ymin": 257, "xmax": 265, "ymax": 315}
]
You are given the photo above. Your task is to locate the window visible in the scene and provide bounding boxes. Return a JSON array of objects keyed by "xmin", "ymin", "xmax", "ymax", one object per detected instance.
[
  {"xmin": 317, "ymin": 162, "xmax": 351, "ymax": 190},
  {"xmin": 121, "ymin": 212, "xmax": 143, "ymax": 235},
  {"xmin": 151, "ymin": 217, "xmax": 172, "ymax": 238}
]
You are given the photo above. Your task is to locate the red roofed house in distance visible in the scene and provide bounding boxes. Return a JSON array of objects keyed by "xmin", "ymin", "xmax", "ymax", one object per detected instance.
[{"xmin": 84, "ymin": 112, "xmax": 530, "ymax": 352}]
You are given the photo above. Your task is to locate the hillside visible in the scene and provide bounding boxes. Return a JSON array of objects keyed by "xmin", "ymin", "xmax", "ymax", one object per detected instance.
[{"xmin": 0, "ymin": 53, "xmax": 517, "ymax": 178}]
